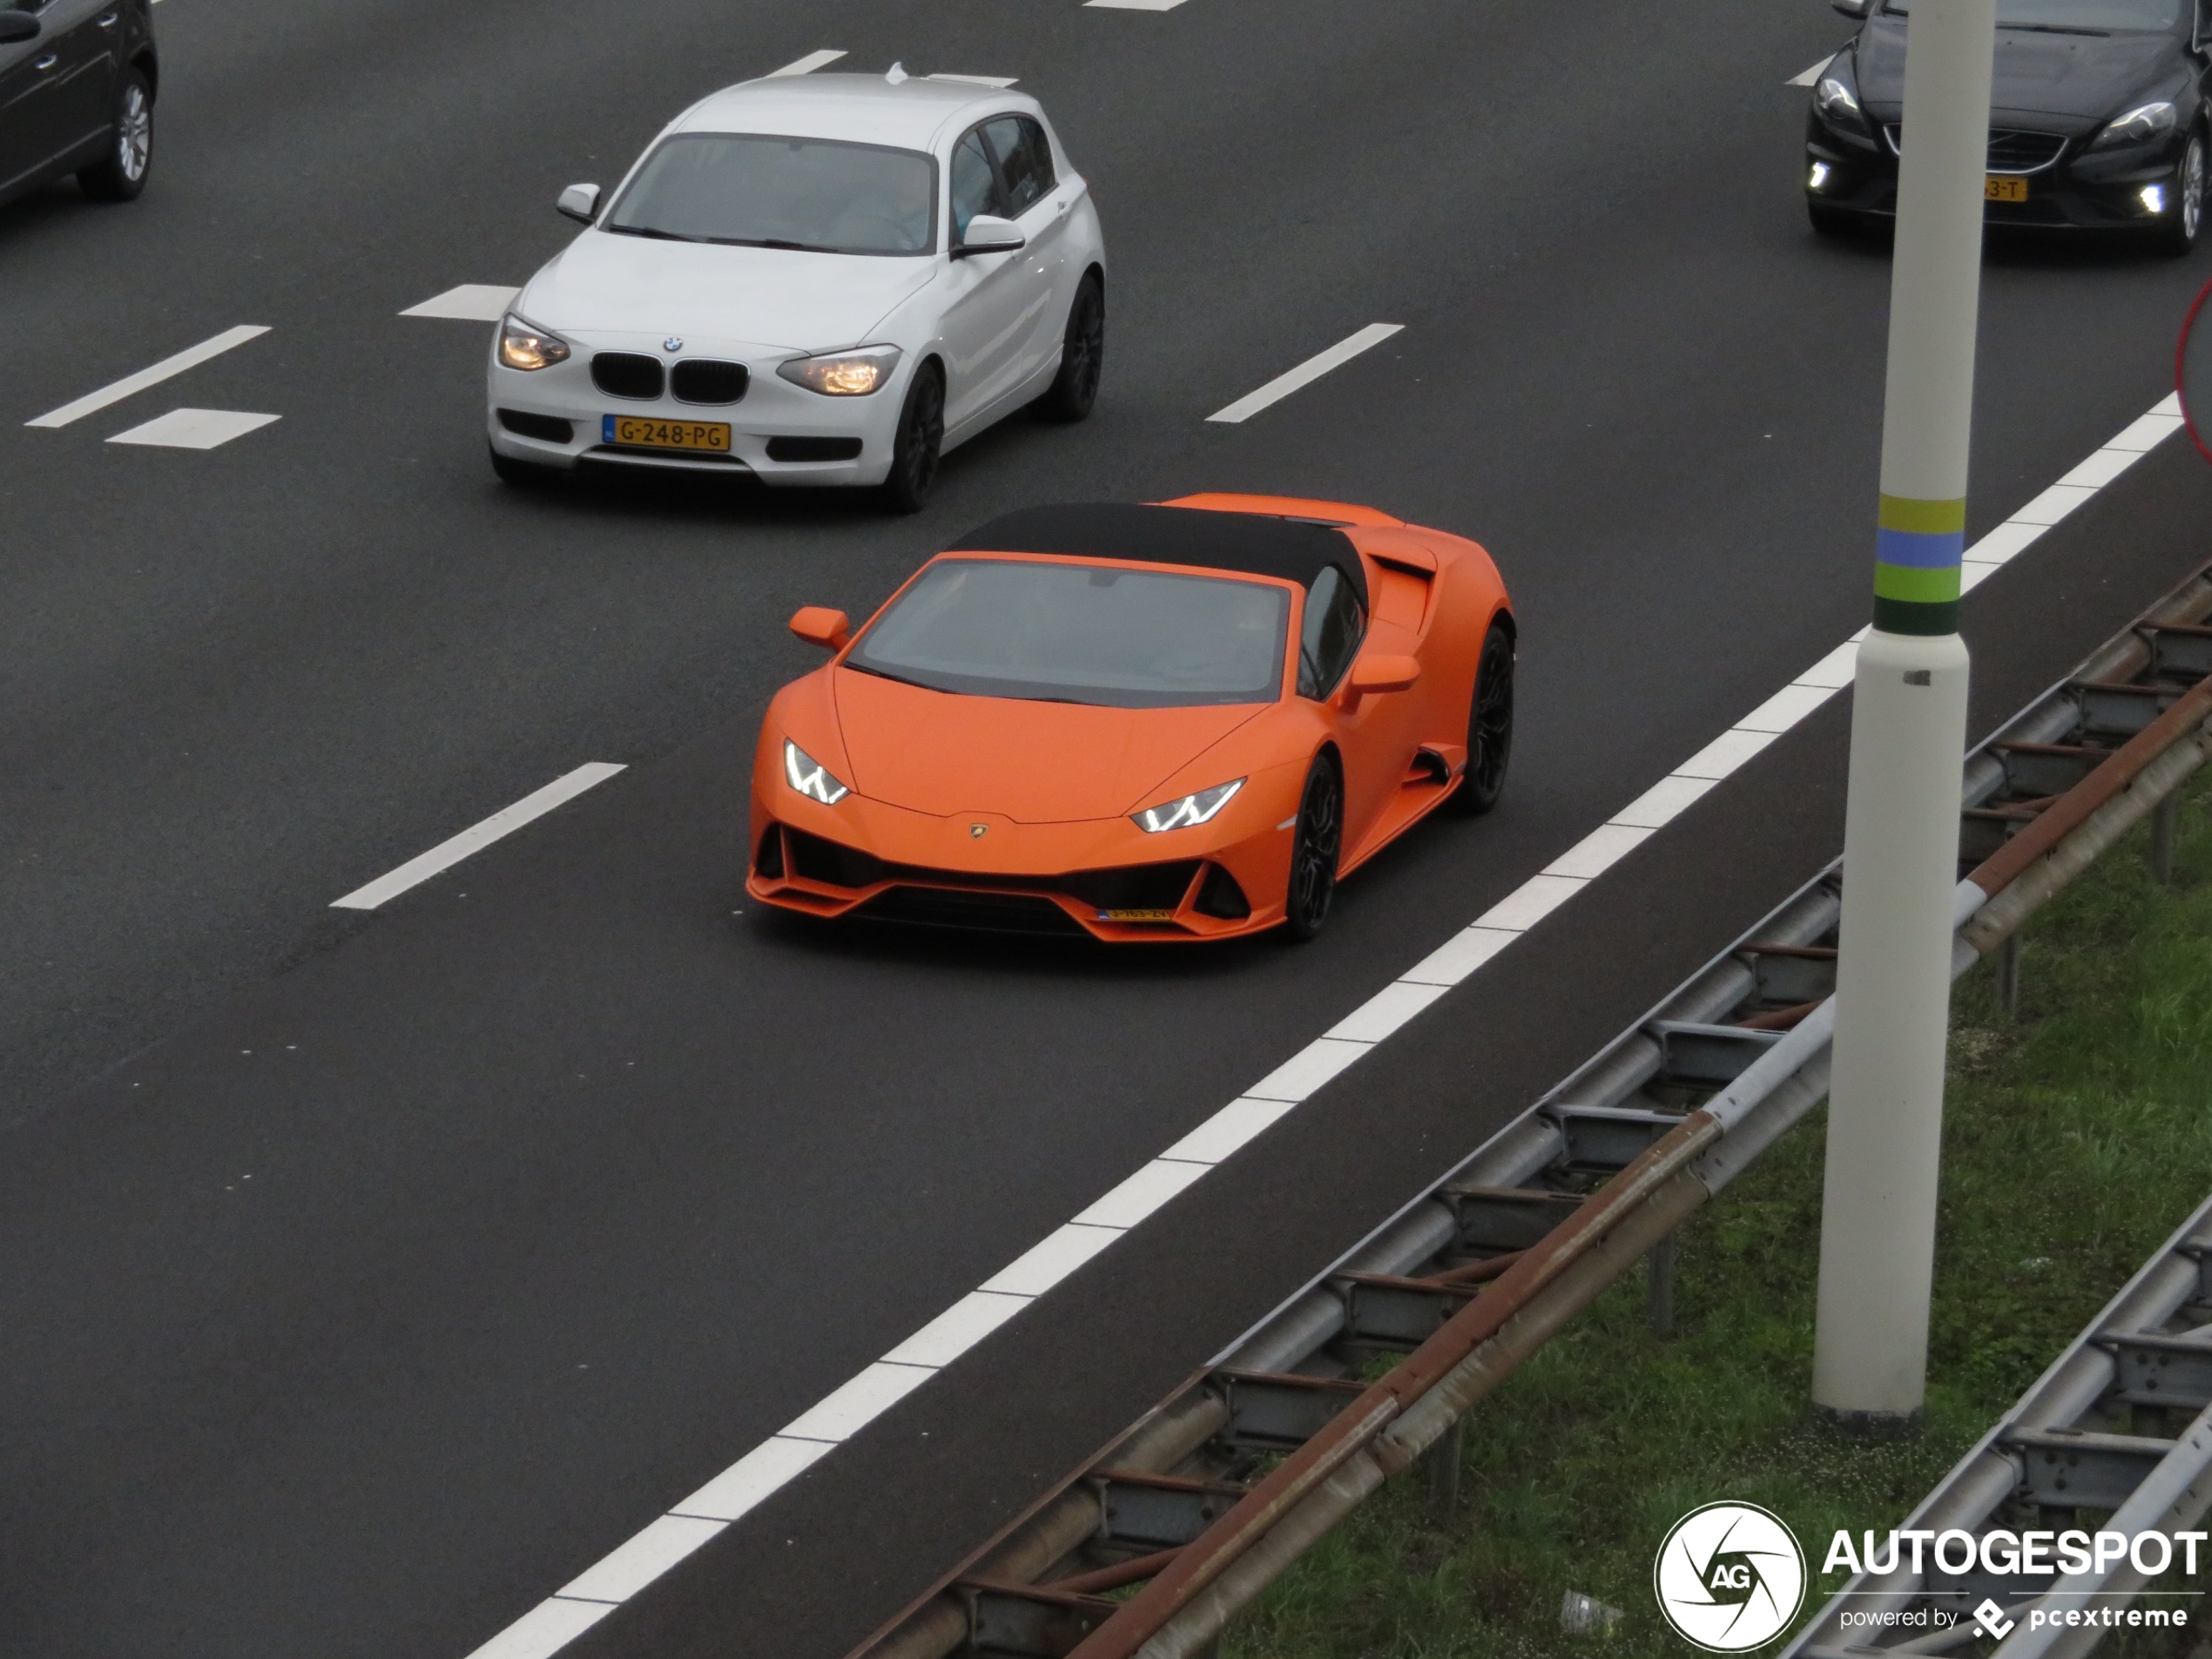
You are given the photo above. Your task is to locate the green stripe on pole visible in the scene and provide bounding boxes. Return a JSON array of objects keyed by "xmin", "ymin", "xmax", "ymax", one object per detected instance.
[
  {"xmin": 1872, "ymin": 597, "xmax": 1962, "ymax": 636},
  {"xmin": 1877, "ymin": 494, "xmax": 1968, "ymax": 534},
  {"xmin": 1873, "ymin": 562, "xmax": 1963, "ymax": 604}
]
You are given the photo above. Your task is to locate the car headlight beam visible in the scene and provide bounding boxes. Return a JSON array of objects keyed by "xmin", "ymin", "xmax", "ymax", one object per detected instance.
[
  {"xmin": 2090, "ymin": 101, "xmax": 2177, "ymax": 151},
  {"xmin": 778, "ymin": 345, "xmax": 904, "ymax": 397},
  {"xmin": 1132, "ymin": 779, "xmax": 1244, "ymax": 834},
  {"xmin": 784, "ymin": 738, "xmax": 851, "ymax": 805},
  {"xmin": 497, "ymin": 313, "xmax": 571, "ymax": 372}
]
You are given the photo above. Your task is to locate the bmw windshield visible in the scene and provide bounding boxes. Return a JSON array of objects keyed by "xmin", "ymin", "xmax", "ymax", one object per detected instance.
[
  {"xmin": 846, "ymin": 559, "xmax": 1291, "ymax": 709},
  {"xmin": 605, "ymin": 133, "xmax": 937, "ymax": 255},
  {"xmin": 1878, "ymin": 0, "xmax": 2182, "ymax": 25}
]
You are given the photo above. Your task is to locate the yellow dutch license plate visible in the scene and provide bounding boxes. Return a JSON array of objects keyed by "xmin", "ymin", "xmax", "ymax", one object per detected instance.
[
  {"xmin": 601, "ymin": 415, "xmax": 731, "ymax": 453},
  {"xmin": 1985, "ymin": 175, "xmax": 2028, "ymax": 204}
]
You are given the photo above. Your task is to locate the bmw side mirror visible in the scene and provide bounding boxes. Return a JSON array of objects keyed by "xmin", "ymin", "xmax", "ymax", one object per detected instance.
[
  {"xmin": 0, "ymin": 10, "xmax": 41, "ymax": 42},
  {"xmin": 789, "ymin": 607, "xmax": 851, "ymax": 651},
  {"xmin": 953, "ymin": 214, "xmax": 1026, "ymax": 259},
  {"xmin": 556, "ymin": 183, "xmax": 601, "ymax": 225}
]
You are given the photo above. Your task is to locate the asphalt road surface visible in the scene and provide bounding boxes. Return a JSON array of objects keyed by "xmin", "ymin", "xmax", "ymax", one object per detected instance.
[{"xmin": 5, "ymin": 1, "xmax": 2212, "ymax": 1656}]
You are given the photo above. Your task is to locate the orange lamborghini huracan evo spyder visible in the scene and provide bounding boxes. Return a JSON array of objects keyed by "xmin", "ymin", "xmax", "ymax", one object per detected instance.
[{"xmin": 746, "ymin": 495, "xmax": 1515, "ymax": 942}]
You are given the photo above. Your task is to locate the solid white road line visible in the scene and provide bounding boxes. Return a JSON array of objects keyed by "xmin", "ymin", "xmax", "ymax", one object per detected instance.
[
  {"xmin": 1788, "ymin": 54, "xmax": 1836, "ymax": 87},
  {"xmin": 1206, "ymin": 323, "xmax": 1404, "ymax": 424},
  {"xmin": 332, "ymin": 764, "xmax": 624, "ymax": 912},
  {"xmin": 401, "ymin": 285, "xmax": 520, "ymax": 321},
  {"xmin": 1086, "ymin": 0, "xmax": 1191, "ymax": 9},
  {"xmin": 106, "ymin": 408, "xmax": 280, "ymax": 450},
  {"xmin": 455, "ymin": 393, "xmax": 2191, "ymax": 1659},
  {"xmin": 768, "ymin": 48, "xmax": 846, "ymax": 77},
  {"xmin": 26, "ymin": 325, "xmax": 269, "ymax": 428},
  {"xmin": 927, "ymin": 73, "xmax": 1020, "ymax": 87}
]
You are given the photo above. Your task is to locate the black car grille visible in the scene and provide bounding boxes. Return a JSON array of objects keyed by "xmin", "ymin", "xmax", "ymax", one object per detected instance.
[
  {"xmin": 496, "ymin": 408, "xmax": 574, "ymax": 443},
  {"xmin": 766, "ymin": 436, "xmax": 865, "ymax": 462},
  {"xmin": 1883, "ymin": 125, "xmax": 2067, "ymax": 172},
  {"xmin": 856, "ymin": 887, "xmax": 1089, "ymax": 935},
  {"xmin": 591, "ymin": 352, "xmax": 665, "ymax": 400},
  {"xmin": 777, "ymin": 827, "xmax": 1205, "ymax": 924},
  {"xmin": 671, "ymin": 359, "xmax": 748, "ymax": 404}
]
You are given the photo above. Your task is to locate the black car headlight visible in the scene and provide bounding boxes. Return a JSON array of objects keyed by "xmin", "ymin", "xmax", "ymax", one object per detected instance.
[
  {"xmin": 2088, "ymin": 101, "xmax": 2177, "ymax": 152},
  {"xmin": 784, "ymin": 739, "xmax": 850, "ymax": 805},
  {"xmin": 1814, "ymin": 74, "xmax": 1869, "ymax": 133}
]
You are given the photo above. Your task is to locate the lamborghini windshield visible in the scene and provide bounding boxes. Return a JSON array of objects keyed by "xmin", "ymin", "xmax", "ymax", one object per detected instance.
[{"xmin": 846, "ymin": 558, "xmax": 1291, "ymax": 708}]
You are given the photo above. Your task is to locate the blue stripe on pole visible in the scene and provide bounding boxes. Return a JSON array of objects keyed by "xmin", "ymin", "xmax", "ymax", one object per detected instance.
[{"xmin": 1876, "ymin": 526, "xmax": 1966, "ymax": 570}]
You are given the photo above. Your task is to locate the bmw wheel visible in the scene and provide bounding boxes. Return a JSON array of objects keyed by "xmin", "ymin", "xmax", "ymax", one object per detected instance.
[
  {"xmin": 1039, "ymin": 273, "xmax": 1104, "ymax": 423},
  {"xmin": 882, "ymin": 361, "xmax": 945, "ymax": 514},
  {"xmin": 1283, "ymin": 755, "xmax": 1343, "ymax": 943},
  {"xmin": 2157, "ymin": 132, "xmax": 2205, "ymax": 257},
  {"xmin": 1452, "ymin": 622, "xmax": 1514, "ymax": 816},
  {"xmin": 79, "ymin": 70, "xmax": 153, "ymax": 203}
]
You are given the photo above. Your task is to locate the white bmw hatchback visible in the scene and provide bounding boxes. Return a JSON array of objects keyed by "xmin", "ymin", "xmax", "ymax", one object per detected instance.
[{"xmin": 486, "ymin": 71, "xmax": 1107, "ymax": 511}]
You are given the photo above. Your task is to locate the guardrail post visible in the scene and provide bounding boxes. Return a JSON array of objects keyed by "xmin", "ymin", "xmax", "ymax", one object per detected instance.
[
  {"xmin": 1423, "ymin": 1418, "xmax": 1465, "ymax": 1514},
  {"xmin": 1812, "ymin": 0, "xmax": 1993, "ymax": 1430},
  {"xmin": 1997, "ymin": 931, "xmax": 2022, "ymax": 1020},
  {"xmin": 2151, "ymin": 792, "xmax": 2178, "ymax": 884},
  {"xmin": 1647, "ymin": 1236, "xmax": 1676, "ymax": 1338}
]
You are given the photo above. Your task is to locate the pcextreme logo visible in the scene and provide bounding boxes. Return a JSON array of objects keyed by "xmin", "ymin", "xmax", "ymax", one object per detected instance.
[{"xmin": 1655, "ymin": 1501, "xmax": 1809, "ymax": 1652}]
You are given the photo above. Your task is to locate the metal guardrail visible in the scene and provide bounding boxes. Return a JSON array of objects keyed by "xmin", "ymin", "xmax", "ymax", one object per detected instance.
[
  {"xmin": 848, "ymin": 559, "xmax": 2212, "ymax": 1659},
  {"xmin": 1786, "ymin": 1191, "xmax": 2212, "ymax": 1659}
]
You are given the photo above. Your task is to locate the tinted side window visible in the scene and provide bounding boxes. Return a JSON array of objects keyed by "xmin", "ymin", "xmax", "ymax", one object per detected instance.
[
  {"xmin": 984, "ymin": 116, "xmax": 1055, "ymax": 215},
  {"xmin": 950, "ymin": 128, "xmax": 1007, "ymax": 239},
  {"xmin": 1297, "ymin": 567, "xmax": 1366, "ymax": 698}
]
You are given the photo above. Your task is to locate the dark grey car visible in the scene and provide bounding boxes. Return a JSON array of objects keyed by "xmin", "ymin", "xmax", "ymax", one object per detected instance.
[
  {"xmin": 1805, "ymin": 0, "xmax": 2209, "ymax": 251},
  {"xmin": 0, "ymin": 0, "xmax": 156, "ymax": 211}
]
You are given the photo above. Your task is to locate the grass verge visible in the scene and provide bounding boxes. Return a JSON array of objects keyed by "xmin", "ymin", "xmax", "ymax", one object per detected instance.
[{"xmin": 1225, "ymin": 769, "xmax": 2212, "ymax": 1659}]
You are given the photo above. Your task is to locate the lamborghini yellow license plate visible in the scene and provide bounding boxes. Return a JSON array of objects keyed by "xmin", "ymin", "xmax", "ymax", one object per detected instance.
[
  {"xmin": 601, "ymin": 415, "xmax": 731, "ymax": 453},
  {"xmin": 1985, "ymin": 175, "xmax": 2028, "ymax": 203}
]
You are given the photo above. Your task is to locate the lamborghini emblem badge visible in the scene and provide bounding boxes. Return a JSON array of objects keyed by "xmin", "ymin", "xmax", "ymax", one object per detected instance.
[{"xmin": 970, "ymin": 824, "xmax": 988, "ymax": 838}]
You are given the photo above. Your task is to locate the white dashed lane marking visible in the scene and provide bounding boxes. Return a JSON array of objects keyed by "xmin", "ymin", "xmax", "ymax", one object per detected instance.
[
  {"xmin": 927, "ymin": 73, "xmax": 1020, "ymax": 87},
  {"xmin": 1788, "ymin": 55, "xmax": 1835, "ymax": 86},
  {"xmin": 454, "ymin": 407, "xmax": 2196, "ymax": 1659},
  {"xmin": 1086, "ymin": 0, "xmax": 1192, "ymax": 9},
  {"xmin": 767, "ymin": 49, "xmax": 846, "ymax": 77},
  {"xmin": 332, "ymin": 764, "xmax": 625, "ymax": 912},
  {"xmin": 106, "ymin": 408, "xmax": 280, "ymax": 450},
  {"xmin": 401, "ymin": 285, "xmax": 520, "ymax": 321},
  {"xmin": 26, "ymin": 324, "xmax": 269, "ymax": 428},
  {"xmin": 1206, "ymin": 322, "xmax": 1405, "ymax": 424}
]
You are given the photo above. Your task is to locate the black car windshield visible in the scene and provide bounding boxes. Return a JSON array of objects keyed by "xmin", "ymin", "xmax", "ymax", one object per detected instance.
[
  {"xmin": 1881, "ymin": 0, "xmax": 2182, "ymax": 25},
  {"xmin": 846, "ymin": 559, "xmax": 1291, "ymax": 708},
  {"xmin": 604, "ymin": 133, "xmax": 935, "ymax": 255}
]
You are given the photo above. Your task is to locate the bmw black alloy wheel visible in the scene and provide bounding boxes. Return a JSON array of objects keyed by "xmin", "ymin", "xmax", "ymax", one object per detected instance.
[
  {"xmin": 1454, "ymin": 621, "xmax": 1514, "ymax": 816},
  {"xmin": 1042, "ymin": 275, "xmax": 1104, "ymax": 422},
  {"xmin": 883, "ymin": 362, "xmax": 944, "ymax": 514},
  {"xmin": 1284, "ymin": 756, "xmax": 1343, "ymax": 942}
]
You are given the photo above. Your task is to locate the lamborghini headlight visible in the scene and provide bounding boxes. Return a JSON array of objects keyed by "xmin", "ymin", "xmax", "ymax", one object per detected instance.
[
  {"xmin": 784, "ymin": 739, "xmax": 850, "ymax": 805},
  {"xmin": 2090, "ymin": 101, "xmax": 2177, "ymax": 151},
  {"xmin": 777, "ymin": 345, "xmax": 903, "ymax": 396},
  {"xmin": 497, "ymin": 313, "xmax": 570, "ymax": 371},
  {"xmin": 1132, "ymin": 779, "xmax": 1244, "ymax": 833}
]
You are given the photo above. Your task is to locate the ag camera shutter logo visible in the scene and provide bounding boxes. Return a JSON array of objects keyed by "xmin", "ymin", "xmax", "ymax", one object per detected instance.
[{"xmin": 1654, "ymin": 1501, "xmax": 1808, "ymax": 1651}]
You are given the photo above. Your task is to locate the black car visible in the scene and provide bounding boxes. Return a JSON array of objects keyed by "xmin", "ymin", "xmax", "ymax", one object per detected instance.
[
  {"xmin": 0, "ymin": 0, "xmax": 156, "ymax": 211},
  {"xmin": 1806, "ymin": 0, "xmax": 2209, "ymax": 251}
]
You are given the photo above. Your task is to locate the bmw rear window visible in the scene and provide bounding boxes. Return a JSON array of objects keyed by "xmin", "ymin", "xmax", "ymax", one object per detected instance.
[{"xmin": 846, "ymin": 559, "xmax": 1291, "ymax": 708}]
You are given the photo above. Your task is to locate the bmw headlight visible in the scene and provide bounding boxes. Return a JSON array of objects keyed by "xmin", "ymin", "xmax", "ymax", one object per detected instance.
[
  {"xmin": 784, "ymin": 739, "xmax": 850, "ymax": 805},
  {"xmin": 1132, "ymin": 779, "xmax": 1244, "ymax": 833},
  {"xmin": 497, "ymin": 313, "xmax": 570, "ymax": 371},
  {"xmin": 1814, "ymin": 74, "xmax": 1866, "ymax": 132},
  {"xmin": 777, "ymin": 346, "xmax": 903, "ymax": 396},
  {"xmin": 2090, "ymin": 101, "xmax": 2177, "ymax": 151}
]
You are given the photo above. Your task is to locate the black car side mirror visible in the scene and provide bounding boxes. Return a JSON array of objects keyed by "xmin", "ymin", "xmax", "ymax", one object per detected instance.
[{"xmin": 0, "ymin": 10, "xmax": 42, "ymax": 43}]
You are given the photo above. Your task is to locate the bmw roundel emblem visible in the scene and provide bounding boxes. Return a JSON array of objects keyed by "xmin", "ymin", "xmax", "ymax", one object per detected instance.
[
  {"xmin": 970, "ymin": 824, "xmax": 988, "ymax": 839},
  {"xmin": 663, "ymin": 336, "xmax": 684, "ymax": 352}
]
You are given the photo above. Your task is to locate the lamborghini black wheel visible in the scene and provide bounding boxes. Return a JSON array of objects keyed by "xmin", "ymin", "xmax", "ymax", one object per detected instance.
[
  {"xmin": 1284, "ymin": 755, "xmax": 1343, "ymax": 942},
  {"xmin": 1452, "ymin": 621, "xmax": 1514, "ymax": 816}
]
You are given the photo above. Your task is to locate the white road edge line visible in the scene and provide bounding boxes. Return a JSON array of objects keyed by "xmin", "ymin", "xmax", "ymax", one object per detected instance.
[
  {"xmin": 455, "ymin": 390, "xmax": 2187, "ymax": 1659},
  {"xmin": 767, "ymin": 48, "xmax": 846, "ymax": 77},
  {"xmin": 26, "ymin": 325, "xmax": 270, "ymax": 429},
  {"xmin": 1788, "ymin": 54, "xmax": 1836, "ymax": 87},
  {"xmin": 332, "ymin": 764, "xmax": 624, "ymax": 912},
  {"xmin": 1206, "ymin": 323, "xmax": 1404, "ymax": 424}
]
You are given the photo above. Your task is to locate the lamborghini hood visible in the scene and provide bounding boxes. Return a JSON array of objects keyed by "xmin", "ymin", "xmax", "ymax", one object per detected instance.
[{"xmin": 830, "ymin": 669, "xmax": 1269, "ymax": 823}]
